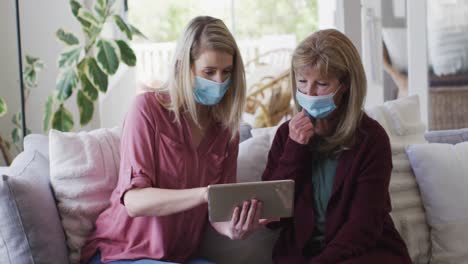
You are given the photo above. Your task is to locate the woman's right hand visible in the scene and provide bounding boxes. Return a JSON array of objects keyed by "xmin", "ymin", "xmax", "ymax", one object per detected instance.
[
  {"xmin": 289, "ymin": 110, "xmax": 315, "ymax": 144},
  {"xmin": 228, "ymin": 199, "xmax": 262, "ymax": 240}
]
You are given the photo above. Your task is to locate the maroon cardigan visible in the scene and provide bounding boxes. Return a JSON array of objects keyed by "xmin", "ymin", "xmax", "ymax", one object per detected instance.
[{"xmin": 262, "ymin": 114, "xmax": 411, "ymax": 264}]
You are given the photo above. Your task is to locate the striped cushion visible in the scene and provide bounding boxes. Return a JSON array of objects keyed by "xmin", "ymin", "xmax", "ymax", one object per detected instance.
[{"xmin": 389, "ymin": 146, "xmax": 431, "ymax": 264}]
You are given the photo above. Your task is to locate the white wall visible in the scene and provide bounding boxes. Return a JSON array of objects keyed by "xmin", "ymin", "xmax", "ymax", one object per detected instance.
[
  {"xmin": 99, "ymin": 65, "xmax": 136, "ymax": 129},
  {"xmin": 0, "ymin": 0, "xmax": 21, "ymax": 166}
]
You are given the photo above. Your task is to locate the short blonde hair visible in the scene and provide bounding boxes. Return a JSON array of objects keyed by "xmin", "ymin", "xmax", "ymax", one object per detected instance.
[
  {"xmin": 290, "ymin": 29, "xmax": 367, "ymax": 155},
  {"xmin": 158, "ymin": 16, "xmax": 246, "ymax": 139}
]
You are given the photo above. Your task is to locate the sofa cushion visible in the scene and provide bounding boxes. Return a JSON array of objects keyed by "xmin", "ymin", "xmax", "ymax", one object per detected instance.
[
  {"xmin": 406, "ymin": 142, "xmax": 468, "ymax": 263},
  {"xmin": 49, "ymin": 128, "xmax": 121, "ymax": 264},
  {"xmin": 237, "ymin": 133, "xmax": 271, "ymax": 183},
  {"xmin": 424, "ymin": 128, "xmax": 468, "ymax": 144},
  {"xmin": 23, "ymin": 133, "xmax": 49, "ymax": 160},
  {"xmin": 383, "ymin": 95, "xmax": 426, "ymax": 137},
  {"xmin": 239, "ymin": 122, "xmax": 253, "ymax": 143},
  {"xmin": 389, "ymin": 146, "xmax": 431, "ymax": 264},
  {"xmin": 0, "ymin": 150, "xmax": 69, "ymax": 264}
]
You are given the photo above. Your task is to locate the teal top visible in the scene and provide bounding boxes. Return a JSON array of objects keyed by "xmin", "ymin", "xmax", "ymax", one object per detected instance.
[{"xmin": 311, "ymin": 158, "xmax": 338, "ymax": 238}]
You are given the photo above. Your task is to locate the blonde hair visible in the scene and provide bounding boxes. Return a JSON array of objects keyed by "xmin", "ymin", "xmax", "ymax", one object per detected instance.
[
  {"xmin": 290, "ymin": 29, "xmax": 367, "ymax": 155},
  {"xmin": 158, "ymin": 16, "xmax": 246, "ymax": 139}
]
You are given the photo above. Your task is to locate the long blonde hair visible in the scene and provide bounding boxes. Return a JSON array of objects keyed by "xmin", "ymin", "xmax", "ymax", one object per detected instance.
[
  {"xmin": 290, "ymin": 29, "xmax": 367, "ymax": 155},
  {"xmin": 158, "ymin": 16, "xmax": 246, "ymax": 139}
]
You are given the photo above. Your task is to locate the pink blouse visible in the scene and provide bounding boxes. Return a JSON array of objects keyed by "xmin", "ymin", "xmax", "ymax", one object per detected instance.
[{"xmin": 81, "ymin": 92, "xmax": 239, "ymax": 263}]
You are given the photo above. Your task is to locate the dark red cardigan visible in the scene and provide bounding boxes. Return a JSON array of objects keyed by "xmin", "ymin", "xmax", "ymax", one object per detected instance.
[{"xmin": 262, "ymin": 114, "xmax": 411, "ymax": 264}]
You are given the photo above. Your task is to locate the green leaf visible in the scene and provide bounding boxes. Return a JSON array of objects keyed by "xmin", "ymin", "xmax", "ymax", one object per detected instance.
[
  {"xmin": 24, "ymin": 68, "xmax": 37, "ymax": 88},
  {"xmin": 11, "ymin": 112, "xmax": 22, "ymax": 127},
  {"xmin": 11, "ymin": 128, "xmax": 20, "ymax": 144},
  {"xmin": 58, "ymin": 46, "xmax": 82, "ymax": 68},
  {"xmin": 56, "ymin": 68, "xmax": 78, "ymax": 101},
  {"xmin": 52, "ymin": 104, "xmax": 74, "ymax": 132},
  {"xmin": 23, "ymin": 56, "xmax": 45, "ymax": 88},
  {"xmin": 83, "ymin": 25, "xmax": 100, "ymax": 39},
  {"xmin": 77, "ymin": 8, "xmax": 100, "ymax": 28},
  {"xmin": 70, "ymin": 0, "xmax": 82, "ymax": 17},
  {"xmin": 26, "ymin": 128, "xmax": 32, "ymax": 136},
  {"xmin": 11, "ymin": 113, "xmax": 18, "ymax": 125},
  {"xmin": 129, "ymin": 24, "xmax": 147, "ymax": 39},
  {"xmin": 96, "ymin": 39, "xmax": 119, "ymax": 75},
  {"xmin": 96, "ymin": 0, "xmax": 106, "ymax": 9},
  {"xmin": 43, "ymin": 95, "xmax": 54, "ymax": 132},
  {"xmin": 86, "ymin": 58, "xmax": 108, "ymax": 93},
  {"xmin": 78, "ymin": 16, "xmax": 91, "ymax": 29},
  {"xmin": 113, "ymin": 15, "xmax": 132, "ymax": 40},
  {"xmin": 0, "ymin": 97, "xmax": 7, "ymax": 117},
  {"xmin": 56, "ymin": 29, "xmax": 80, "ymax": 46},
  {"xmin": 94, "ymin": 6, "xmax": 106, "ymax": 20},
  {"xmin": 34, "ymin": 61, "xmax": 45, "ymax": 70},
  {"xmin": 94, "ymin": 0, "xmax": 107, "ymax": 18},
  {"xmin": 115, "ymin": 40, "xmax": 136, "ymax": 66},
  {"xmin": 25, "ymin": 55, "xmax": 38, "ymax": 65},
  {"xmin": 79, "ymin": 72, "xmax": 98, "ymax": 101},
  {"xmin": 77, "ymin": 90, "xmax": 94, "ymax": 126}
]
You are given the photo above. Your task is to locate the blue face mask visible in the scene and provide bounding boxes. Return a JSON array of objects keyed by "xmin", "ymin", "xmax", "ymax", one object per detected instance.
[
  {"xmin": 296, "ymin": 89, "xmax": 338, "ymax": 119},
  {"xmin": 193, "ymin": 76, "xmax": 231, "ymax": 105}
]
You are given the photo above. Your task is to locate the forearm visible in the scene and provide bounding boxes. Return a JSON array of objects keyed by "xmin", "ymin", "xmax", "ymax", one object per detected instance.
[{"xmin": 123, "ymin": 187, "xmax": 207, "ymax": 217}]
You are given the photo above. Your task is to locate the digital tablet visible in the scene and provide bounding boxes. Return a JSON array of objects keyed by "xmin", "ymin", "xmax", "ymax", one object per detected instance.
[{"xmin": 207, "ymin": 179, "xmax": 295, "ymax": 222}]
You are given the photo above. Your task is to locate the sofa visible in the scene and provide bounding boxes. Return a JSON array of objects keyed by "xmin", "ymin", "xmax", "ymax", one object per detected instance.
[{"xmin": 1, "ymin": 95, "xmax": 467, "ymax": 264}]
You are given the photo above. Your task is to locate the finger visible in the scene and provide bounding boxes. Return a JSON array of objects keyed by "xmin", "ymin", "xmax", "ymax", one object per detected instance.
[
  {"xmin": 294, "ymin": 122, "xmax": 314, "ymax": 137},
  {"xmin": 230, "ymin": 206, "xmax": 240, "ymax": 226},
  {"xmin": 292, "ymin": 117, "xmax": 311, "ymax": 131},
  {"xmin": 237, "ymin": 201, "xmax": 250, "ymax": 228},
  {"xmin": 254, "ymin": 201, "xmax": 262, "ymax": 222},
  {"xmin": 259, "ymin": 217, "xmax": 280, "ymax": 225},
  {"xmin": 297, "ymin": 114, "xmax": 313, "ymax": 126},
  {"xmin": 300, "ymin": 120, "xmax": 314, "ymax": 130},
  {"xmin": 245, "ymin": 199, "xmax": 258, "ymax": 226}
]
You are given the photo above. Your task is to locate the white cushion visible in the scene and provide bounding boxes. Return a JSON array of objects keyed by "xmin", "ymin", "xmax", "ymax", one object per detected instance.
[
  {"xmin": 365, "ymin": 95, "xmax": 426, "ymax": 147},
  {"xmin": 428, "ymin": 0, "xmax": 468, "ymax": 75},
  {"xmin": 237, "ymin": 133, "xmax": 271, "ymax": 183},
  {"xmin": 49, "ymin": 127, "xmax": 121, "ymax": 264},
  {"xmin": 383, "ymin": 95, "xmax": 426, "ymax": 137},
  {"xmin": 406, "ymin": 142, "xmax": 468, "ymax": 263},
  {"xmin": 23, "ymin": 134, "xmax": 49, "ymax": 160}
]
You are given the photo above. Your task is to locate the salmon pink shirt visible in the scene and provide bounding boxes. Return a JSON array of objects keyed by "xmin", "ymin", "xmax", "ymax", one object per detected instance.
[{"xmin": 81, "ymin": 92, "xmax": 239, "ymax": 263}]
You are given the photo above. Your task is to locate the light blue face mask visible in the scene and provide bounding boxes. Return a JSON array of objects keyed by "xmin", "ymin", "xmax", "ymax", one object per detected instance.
[
  {"xmin": 296, "ymin": 89, "xmax": 338, "ymax": 119},
  {"xmin": 193, "ymin": 76, "xmax": 231, "ymax": 105}
]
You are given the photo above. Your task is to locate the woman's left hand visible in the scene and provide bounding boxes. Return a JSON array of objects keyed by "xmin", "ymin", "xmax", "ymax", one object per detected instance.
[{"xmin": 227, "ymin": 199, "xmax": 263, "ymax": 240}]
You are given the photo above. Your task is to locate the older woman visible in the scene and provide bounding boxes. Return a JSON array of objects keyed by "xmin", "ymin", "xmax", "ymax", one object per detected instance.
[{"xmin": 262, "ymin": 29, "xmax": 411, "ymax": 263}]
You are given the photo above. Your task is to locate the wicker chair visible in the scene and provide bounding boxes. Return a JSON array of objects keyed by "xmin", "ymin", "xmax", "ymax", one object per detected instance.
[
  {"xmin": 245, "ymin": 70, "xmax": 294, "ymax": 128},
  {"xmin": 244, "ymin": 48, "xmax": 295, "ymax": 128}
]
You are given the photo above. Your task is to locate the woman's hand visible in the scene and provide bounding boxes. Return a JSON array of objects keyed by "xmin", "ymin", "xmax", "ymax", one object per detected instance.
[
  {"xmin": 289, "ymin": 110, "xmax": 315, "ymax": 144},
  {"xmin": 226, "ymin": 199, "xmax": 263, "ymax": 240}
]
